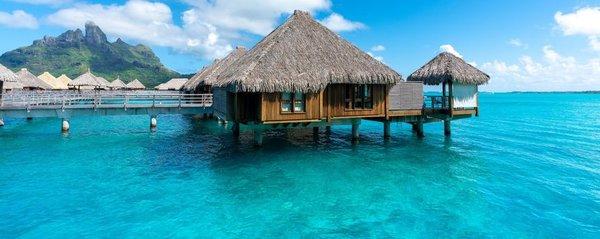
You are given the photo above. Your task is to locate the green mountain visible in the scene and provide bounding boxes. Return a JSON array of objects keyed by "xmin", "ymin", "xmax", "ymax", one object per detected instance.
[{"xmin": 0, "ymin": 22, "xmax": 180, "ymax": 87}]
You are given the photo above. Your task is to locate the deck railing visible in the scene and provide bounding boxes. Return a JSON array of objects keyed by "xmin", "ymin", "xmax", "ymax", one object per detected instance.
[
  {"xmin": 423, "ymin": 96, "xmax": 450, "ymax": 109},
  {"xmin": 0, "ymin": 91, "xmax": 213, "ymax": 110}
]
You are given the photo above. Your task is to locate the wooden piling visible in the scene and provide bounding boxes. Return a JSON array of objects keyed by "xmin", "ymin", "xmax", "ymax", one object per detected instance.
[
  {"xmin": 61, "ymin": 119, "xmax": 70, "ymax": 132},
  {"xmin": 254, "ymin": 129, "xmax": 264, "ymax": 146},
  {"xmin": 383, "ymin": 120, "xmax": 391, "ymax": 139},
  {"xmin": 150, "ymin": 116, "xmax": 157, "ymax": 129},
  {"xmin": 351, "ymin": 121, "xmax": 360, "ymax": 141},
  {"xmin": 444, "ymin": 120, "xmax": 451, "ymax": 136},
  {"xmin": 232, "ymin": 122, "xmax": 240, "ymax": 136}
]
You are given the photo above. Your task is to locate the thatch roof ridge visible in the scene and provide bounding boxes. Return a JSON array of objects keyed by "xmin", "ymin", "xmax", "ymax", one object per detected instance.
[
  {"xmin": 407, "ymin": 52, "xmax": 490, "ymax": 85},
  {"xmin": 0, "ymin": 64, "xmax": 23, "ymax": 90},
  {"xmin": 38, "ymin": 72, "xmax": 62, "ymax": 89},
  {"xmin": 69, "ymin": 71, "xmax": 106, "ymax": 87},
  {"xmin": 17, "ymin": 68, "xmax": 53, "ymax": 89},
  {"xmin": 109, "ymin": 77, "xmax": 127, "ymax": 88},
  {"xmin": 182, "ymin": 46, "xmax": 247, "ymax": 92},
  {"xmin": 156, "ymin": 78, "xmax": 188, "ymax": 90},
  {"xmin": 214, "ymin": 10, "xmax": 402, "ymax": 93},
  {"xmin": 56, "ymin": 74, "xmax": 72, "ymax": 87},
  {"xmin": 126, "ymin": 79, "xmax": 145, "ymax": 89}
]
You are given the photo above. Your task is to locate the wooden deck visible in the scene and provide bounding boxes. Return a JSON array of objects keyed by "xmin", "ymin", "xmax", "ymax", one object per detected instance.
[{"xmin": 0, "ymin": 91, "xmax": 213, "ymax": 119}]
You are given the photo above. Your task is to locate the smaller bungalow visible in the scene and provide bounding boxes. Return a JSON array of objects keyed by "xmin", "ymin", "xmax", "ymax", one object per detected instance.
[
  {"xmin": 408, "ymin": 52, "xmax": 490, "ymax": 135},
  {"xmin": 125, "ymin": 79, "xmax": 145, "ymax": 90},
  {"xmin": 38, "ymin": 72, "xmax": 69, "ymax": 90},
  {"xmin": 0, "ymin": 64, "xmax": 23, "ymax": 92},
  {"xmin": 156, "ymin": 78, "xmax": 188, "ymax": 91},
  {"xmin": 108, "ymin": 77, "xmax": 127, "ymax": 90},
  {"xmin": 17, "ymin": 68, "xmax": 53, "ymax": 90},
  {"xmin": 69, "ymin": 70, "xmax": 107, "ymax": 90}
]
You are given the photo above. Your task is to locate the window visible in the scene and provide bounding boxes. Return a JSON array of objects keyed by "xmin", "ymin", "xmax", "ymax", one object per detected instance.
[
  {"xmin": 345, "ymin": 84, "xmax": 373, "ymax": 110},
  {"xmin": 281, "ymin": 92, "xmax": 305, "ymax": 113}
]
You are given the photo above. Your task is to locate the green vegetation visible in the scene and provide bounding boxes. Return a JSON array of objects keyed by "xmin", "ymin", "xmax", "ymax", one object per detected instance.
[{"xmin": 0, "ymin": 22, "xmax": 181, "ymax": 87}]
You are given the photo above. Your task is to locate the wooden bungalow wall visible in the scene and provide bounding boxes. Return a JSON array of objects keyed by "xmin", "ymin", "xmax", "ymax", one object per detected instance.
[{"xmin": 325, "ymin": 84, "xmax": 387, "ymax": 119}]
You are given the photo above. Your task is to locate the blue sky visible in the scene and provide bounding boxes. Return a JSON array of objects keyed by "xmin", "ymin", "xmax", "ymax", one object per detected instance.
[{"xmin": 1, "ymin": 0, "xmax": 599, "ymax": 92}]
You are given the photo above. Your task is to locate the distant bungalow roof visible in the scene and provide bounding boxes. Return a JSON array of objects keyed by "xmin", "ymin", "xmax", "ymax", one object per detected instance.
[
  {"xmin": 156, "ymin": 78, "xmax": 188, "ymax": 90},
  {"xmin": 109, "ymin": 77, "xmax": 127, "ymax": 88},
  {"xmin": 69, "ymin": 70, "xmax": 107, "ymax": 88},
  {"xmin": 56, "ymin": 74, "xmax": 72, "ymax": 87},
  {"xmin": 407, "ymin": 52, "xmax": 490, "ymax": 85},
  {"xmin": 182, "ymin": 46, "xmax": 247, "ymax": 91},
  {"xmin": 126, "ymin": 79, "xmax": 145, "ymax": 90},
  {"xmin": 38, "ymin": 72, "xmax": 68, "ymax": 90},
  {"xmin": 214, "ymin": 10, "xmax": 401, "ymax": 93},
  {"xmin": 17, "ymin": 68, "xmax": 53, "ymax": 90},
  {"xmin": 0, "ymin": 64, "xmax": 23, "ymax": 90}
]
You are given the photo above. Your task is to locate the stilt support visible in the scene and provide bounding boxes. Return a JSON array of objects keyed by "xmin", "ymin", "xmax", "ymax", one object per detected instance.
[
  {"xmin": 0, "ymin": 118, "xmax": 4, "ymax": 127},
  {"xmin": 313, "ymin": 127, "xmax": 319, "ymax": 135},
  {"xmin": 254, "ymin": 129, "xmax": 264, "ymax": 146},
  {"xmin": 444, "ymin": 120, "xmax": 451, "ymax": 136},
  {"xmin": 150, "ymin": 116, "xmax": 157, "ymax": 129},
  {"xmin": 325, "ymin": 126, "xmax": 331, "ymax": 134},
  {"xmin": 412, "ymin": 120, "xmax": 424, "ymax": 138},
  {"xmin": 383, "ymin": 120, "xmax": 391, "ymax": 139},
  {"xmin": 351, "ymin": 120, "xmax": 360, "ymax": 141},
  {"xmin": 61, "ymin": 119, "xmax": 70, "ymax": 132},
  {"xmin": 232, "ymin": 122, "xmax": 240, "ymax": 136},
  {"xmin": 27, "ymin": 117, "xmax": 33, "ymax": 121}
]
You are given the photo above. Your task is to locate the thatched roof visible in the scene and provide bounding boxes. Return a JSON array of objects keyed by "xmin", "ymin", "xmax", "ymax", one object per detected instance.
[
  {"xmin": 126, "ymin": 79, "xmax": 145, "ymax": 90},
  {"xmin": 56, "ymin": 74, "xmax": 72, "ymax": 88},
  {"xmin": 108, "ymin": 77, "xmax": 127, "ymax": 89},
  {"xmin": 38, "ymin": 72, "xmax": 68, "ymax": 90},
  {"xmin": 182, "ymin": 46, "xmax": 247, "ymax": 91},
  {"xmin": 156, "ymin": 78, "xmax": 188, "ymax": 91},
  {"xmin": 407, "ymin": 52, "xmax": 490, "ymax": 85},
  {"xmin": 0, "ymin": 64, "xmax": 23, "ymax": 90},
  {"xmin": 69, "ymin": 70, "xmax": 107, "ymax": 88},
  {"xmin": 17, "ymin": 68, "xmax": 53, "ymax": 90},
  {"xmin": 214, "ymin": 10, "xmax": 401, "ymax": 93}
]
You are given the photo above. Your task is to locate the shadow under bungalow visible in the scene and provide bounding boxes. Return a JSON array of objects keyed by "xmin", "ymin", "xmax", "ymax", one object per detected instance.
[{"xmin": 182, "ymin": 10, "xmax": 489, "ymax": 145}]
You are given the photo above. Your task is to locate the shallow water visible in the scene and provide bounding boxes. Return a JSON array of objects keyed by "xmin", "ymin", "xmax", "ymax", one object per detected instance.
[{"xmin": 0, "ymin": 93, "xmax": 599, "ymax": 238}]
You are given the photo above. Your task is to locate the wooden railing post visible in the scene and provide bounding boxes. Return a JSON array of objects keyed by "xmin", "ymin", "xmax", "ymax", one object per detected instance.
[{"xmin": 178, "ymin": 94, "xmax": 182, "ymax": 108}]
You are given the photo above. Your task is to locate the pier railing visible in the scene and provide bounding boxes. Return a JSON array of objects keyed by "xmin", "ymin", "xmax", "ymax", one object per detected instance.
[
  {"xmin": 423, "ymin": 96, "xmax": 450, "ymax": 109},
  {"xmin": 0, "ymin": 91, "xmax": 213, "ymax": 110}
]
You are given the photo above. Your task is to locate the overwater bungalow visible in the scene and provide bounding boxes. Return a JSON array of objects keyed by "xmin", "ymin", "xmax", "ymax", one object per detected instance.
[
  {"xmin": 407, "ymin": 52, "xmax": 489, "ymax": 135},
  {"xmin": 69, "ymin": 70, "xmax": 107, "ymax": 90},
  {"xmin": 17, "ymin": 68, "xmax": 53, "ymax": 90},
  {"xmin": 156, "ymin": 78, "xmax": 188, "ymax": 91},
  {"xmin": 125, "ymin": 79, "xmax": 145, "ymax": 90},
  {"xmin": 209, "ymin": 10, "xmax": 422, "ymax": 145},
  {"xmin": 108, "ymin": 77, "xmax": 127, "ymax": 90},
  {"xmin": 0, "ymin": 64, "xmax": 23, "ymax": 92},
  {"xmin": 182, "ymin": 46, "xmax": 247, "ymax": 93}
]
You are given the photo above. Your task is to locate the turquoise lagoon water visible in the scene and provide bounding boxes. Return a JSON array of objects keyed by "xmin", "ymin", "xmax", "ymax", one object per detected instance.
[{"xmin": 0, "ymin": 93, "xmax": 599, "ymax": 238}]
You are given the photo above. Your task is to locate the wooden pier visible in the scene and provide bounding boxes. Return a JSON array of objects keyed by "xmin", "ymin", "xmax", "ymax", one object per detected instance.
[{"xmin": 0, "ymin": 91, "xmax": 213, "ymax": 131}]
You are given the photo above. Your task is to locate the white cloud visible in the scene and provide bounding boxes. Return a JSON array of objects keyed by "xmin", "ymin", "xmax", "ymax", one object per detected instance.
[
  {"xmin": 0, "ymin": 10, "xmax": 38, "ymax": 29},
  {"xmin": 47, "ymin": 0, "xmax": 232, "ymax": 59},
  {"xmin": 182, "ymin": 0, "xmax": 333, "ymax": 36},
  {"xmin": 555, "ymin": 7, "xmax": 600, "ymax": 51},
  {"xmin": 45, "ymin": 0, "xmax": 363, "ymax": 60},
  {"xmin": 319, "ymin": 13, "xmax": 365, "ymax": 32},
  {"xmin": 481, "ymin": 45, "xmax": 600, "ymax": 92},
  {"xmin": 508, "ymin": 38, "xmax": 525, "ymax": 47},
  {"xmin": 439, "ymin": 44, "xmax": 463, "ymax": 58},
  {"xmin": 367, "ymin": 52, "xmax": 384, "ymax": 62},
  {"xmin": 371, "ymin": 45, "xmax": 385, "ymax": 52}
]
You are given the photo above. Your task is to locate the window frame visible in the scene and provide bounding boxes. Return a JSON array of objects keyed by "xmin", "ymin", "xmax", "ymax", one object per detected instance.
[
  {"xmin": 344, "ymin": 84, "xmax": 374, "ymax": 110},
  {"xmin": 281, "ymin": 92, "xmax": 306, "ymax": 114}
]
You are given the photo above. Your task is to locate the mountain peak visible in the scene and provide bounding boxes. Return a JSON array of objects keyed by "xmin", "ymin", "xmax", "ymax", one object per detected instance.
[{"xmin": 84, "ymin": 21, "xmax": 107, "ymax": 45}]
